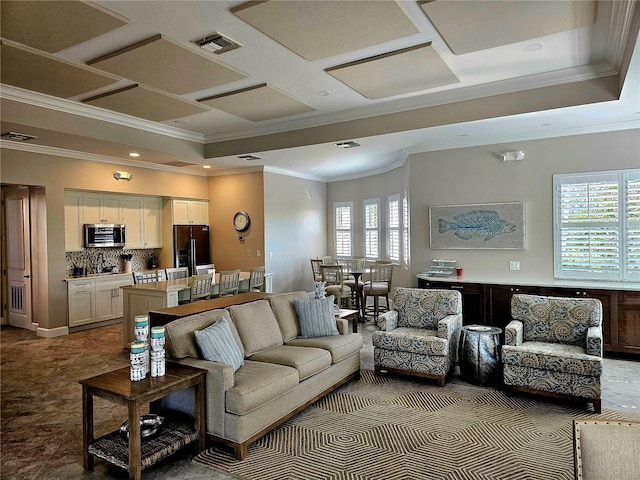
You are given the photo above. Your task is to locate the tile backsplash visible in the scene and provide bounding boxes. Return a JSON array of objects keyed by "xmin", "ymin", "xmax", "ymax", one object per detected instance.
[{"xmin": 65, "ymin": 248, "xmax": 161, "ymax": 276}]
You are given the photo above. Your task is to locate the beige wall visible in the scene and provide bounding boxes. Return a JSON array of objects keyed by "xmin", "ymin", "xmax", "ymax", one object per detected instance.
[
  {"xmin": 406, "ymin": 129, "xmax": 640, "ymax": 285},
  {"xmin": 264, "ymin": 171, "xmax": 327, "ymax": 293},
  {"xmin": 207, "ymin": 172, "xmax": 265, "ymax": 273},
  {"xmin": 0, "ymin": 148, "xmax": 208, "ymax": 331}
]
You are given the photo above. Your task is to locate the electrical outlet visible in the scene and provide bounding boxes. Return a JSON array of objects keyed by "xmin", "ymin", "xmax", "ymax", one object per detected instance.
[
  {"xmin": 256, "ymin": 250, "xmax": 261, "ymax": 257},
  {"xmin": 246, "ymin": 249, "xmax": 251, "ymax": 257},
  {"xmin": 509, "ymin": 261, "xmax": 520, "ymax": 271}
]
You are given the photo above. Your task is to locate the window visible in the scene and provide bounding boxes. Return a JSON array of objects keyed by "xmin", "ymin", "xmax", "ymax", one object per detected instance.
[
  {"xmin": 554, "ymin": 169, "xmax": 640, "ymax": 281},
  {"xmin": 334, "ymin": 202, "xmax": 353, "ymax": 258},
  {"xmin": 388, "ymin": 195, "xmax": 400, "ymax": 262},
  {"xmin": 363, "ymin": 199, "xmax": 380, "ymax": 259},
  {"xmin": 403, "ymin": 191, "xmax": 410, "ymax": 267}
]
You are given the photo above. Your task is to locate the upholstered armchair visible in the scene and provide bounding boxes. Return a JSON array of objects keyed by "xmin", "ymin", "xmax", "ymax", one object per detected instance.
[
  {"xmin": 372, "ymin": 287, "xmax": 462, "ymax": 387},
  {"xmin": 502, "ymin": 294, "xmax": 603, "ymax": 413}
]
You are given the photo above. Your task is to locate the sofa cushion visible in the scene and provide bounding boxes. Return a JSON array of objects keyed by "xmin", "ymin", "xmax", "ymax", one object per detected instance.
[
  {"xmin": 165, "ymin": 309, "xmax": 242, "ymax": 359},
  {"xmin": 226, "ymin": 360, "xmax": 299, "ymax": 416},
  {"xmin": 249, "ymin": 345, "xmax": 331, "ymax": 381},
  {"xmin": 502, "ymin": 341, "xmax": 603, "ymax": 376},
  {"xmin": 229, "ymin": 300, "xmax": 283, "ymax": 356},
  {"xmin": 286, "ymin": 333, "xmax": 363, "ymax": 363},
  {"xmin": 372, "ymin": 328, "xmax": 449, "ymax": 356},
  {"xmin": 269, "ymin": 291, "xmax": 309, "ymax": 342},
  {"xmin": 293, "ymin": 296, "xmax": 339, "ymax": 338},
  {"xmin": 194, "ymin": 317, "xmax": 244, "ymax": 372}
]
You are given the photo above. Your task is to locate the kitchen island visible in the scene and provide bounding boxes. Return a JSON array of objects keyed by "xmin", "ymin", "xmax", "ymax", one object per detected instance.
[{"xmin": 121, "ymin": 272, "xmax": 273, "ymax": 347}]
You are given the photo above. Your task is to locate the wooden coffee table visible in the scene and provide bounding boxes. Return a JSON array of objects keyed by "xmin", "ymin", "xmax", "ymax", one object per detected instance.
[{"xmin": 80, "ymin": 363, "xmax": 206, "ymax": 480}]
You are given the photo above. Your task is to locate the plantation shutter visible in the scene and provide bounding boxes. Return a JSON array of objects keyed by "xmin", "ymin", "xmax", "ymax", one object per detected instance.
[
  {"xmin": 335, "ymin": 203, "xmax": 352, "ymax": 257},
  {"xmin": 626, "ymin": 177, "xmax": 640, "ymax": 279},
  {"xmin": 364, "ymin": 199, "xmax": 379, "ymax": 259},
  {"xmin": 388, "ymin": 195, "xmax": 400, "ymax": 262},
  {"xmin": 554, "ymin": 169, "xmax": 639, "ymax": 281}
]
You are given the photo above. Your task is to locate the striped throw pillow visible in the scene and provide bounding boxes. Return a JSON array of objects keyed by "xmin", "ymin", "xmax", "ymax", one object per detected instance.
[
  {"xmin": 194, "ymin": 317, "xmax": 244, "ymax": 372},
  {"xmin": 293, "ymin": 296, "xmax": 339, "ymax": 338}
]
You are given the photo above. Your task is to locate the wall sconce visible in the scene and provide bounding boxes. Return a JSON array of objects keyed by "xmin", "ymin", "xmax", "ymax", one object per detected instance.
[
  {"xmin": 500, "ymin": 151, "xmax": 525, "ymax": 162},
  {"xmin": 114, "ymin": 171, "xmax": 133, "ymax": 181}
]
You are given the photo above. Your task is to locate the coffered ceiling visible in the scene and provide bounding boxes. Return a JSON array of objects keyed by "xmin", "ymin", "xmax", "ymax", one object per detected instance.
[{"xmin": 1, "ymin": 1, "xmax": 639, "ymax": 181}]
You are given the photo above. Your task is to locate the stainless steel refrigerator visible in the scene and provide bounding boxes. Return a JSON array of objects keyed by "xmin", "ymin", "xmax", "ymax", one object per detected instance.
[{"xmin": 173, "ymin": 225, "xmax": 211, "ymax": 276}]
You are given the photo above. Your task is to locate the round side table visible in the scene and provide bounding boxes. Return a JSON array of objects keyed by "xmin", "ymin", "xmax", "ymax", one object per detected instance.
[{"xmin": 459, "ymin": 325, "xmax": 502, "ymax": 386}]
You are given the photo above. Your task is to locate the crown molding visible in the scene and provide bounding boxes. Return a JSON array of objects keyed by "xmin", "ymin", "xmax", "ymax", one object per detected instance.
[
  {"xmin": 203, "ymin": 62, "xmax": 619, "ymax": 144},
  {"xmin": 0, "ymin": 140, "xmax": 208, "ymax": 176},
  {"xmin": 0, "ymin": 85, "xmax": 204, "ymax": 143}
]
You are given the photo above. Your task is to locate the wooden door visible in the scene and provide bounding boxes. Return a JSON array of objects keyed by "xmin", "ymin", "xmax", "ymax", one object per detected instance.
[{"xmin": 4, "ymin": 187, "xmax": 32, "ymax": 329}]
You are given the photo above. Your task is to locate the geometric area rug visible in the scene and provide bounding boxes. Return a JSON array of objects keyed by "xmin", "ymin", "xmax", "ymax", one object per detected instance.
[{"xmin": 194, "ymin": 370, "xmax": 638, "ymax": 480}]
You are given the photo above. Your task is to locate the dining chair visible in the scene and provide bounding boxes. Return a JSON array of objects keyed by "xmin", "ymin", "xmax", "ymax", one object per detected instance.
[
  {"xmin": 320, "ymin": 264, "xmax": 352, "ymax": 308},
  {"xmin": 165, "ymin": 267, "xmax": 188, "ymax": 279},
  {"xmin": 218, "ymin": 269, "xmax": 241, "ymax": 297},
  {"xmin": 239, "ymin": 266, "xmax": 266, "ymax": 293},
  {"xmin": 363, "ymin": 263, "xmax": 394, "ymax": 320},
  {"xmin": 132, "ymin": 269, "xmax": 166, "ymax": 284},
  {"xmin": 195, "ymin": 264, "xmax": 215, "ymax": 275},
  {"xmin": 310, "ymin": 258, "xmax": 323, "ymax": 282},
  {"xmin": 188, "ymin": 274, "xmax": 213, "ymax": 302}
]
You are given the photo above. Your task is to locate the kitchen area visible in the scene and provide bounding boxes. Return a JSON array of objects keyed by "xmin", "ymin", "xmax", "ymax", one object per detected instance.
[{"xmin": 65, "ymin": 190, "xmax": 211, "ymax": 331}]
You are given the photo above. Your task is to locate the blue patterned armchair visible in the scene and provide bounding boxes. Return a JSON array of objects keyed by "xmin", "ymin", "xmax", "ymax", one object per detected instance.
[
  {"xmin": 372, "ymin": 287, "xmax": 462, "ymax": 387},
  {"xmin": 502, "ymin": 294, "xmax": 603, "ymax": 413}
]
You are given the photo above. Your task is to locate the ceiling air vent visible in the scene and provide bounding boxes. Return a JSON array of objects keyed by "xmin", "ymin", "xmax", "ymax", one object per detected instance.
[
  {"xmin": 239, "ymin": 154, "xmax": 262, "ymax": 161},
  {"xmin": 335, "ymin": 141, "xmax": 360, "ymax": 149},
  {"xmin": 192, "ymin": 32, "xmax": 241, "ymax": 54},
  {"xmin": 1, "ymin": 132, "xmax": 38, "ymax": 142}
]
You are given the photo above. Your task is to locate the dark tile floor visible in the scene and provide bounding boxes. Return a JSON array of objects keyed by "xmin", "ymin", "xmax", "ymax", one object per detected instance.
[{"xmin": 1, "ymin": 322, "xmax": 638, "ymax": 480}]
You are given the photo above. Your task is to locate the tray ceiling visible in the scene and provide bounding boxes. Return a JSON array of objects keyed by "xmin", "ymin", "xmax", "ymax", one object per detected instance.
[{"xmin": 0, "ymin": 0, "xmax": 638, "ymax": 181}]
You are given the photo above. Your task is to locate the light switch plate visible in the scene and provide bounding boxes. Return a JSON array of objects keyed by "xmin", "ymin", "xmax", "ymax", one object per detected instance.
[{"xmin": 509, "ymin": 261, "xmax": 520, "ymax": 271}]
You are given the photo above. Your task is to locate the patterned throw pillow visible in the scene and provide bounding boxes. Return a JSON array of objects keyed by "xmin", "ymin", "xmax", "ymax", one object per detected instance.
[
  {"xmin": 293, "ymin": 296, "xmax": 339, "ymax": 338},
  {"xmin": 194, "ymin": 317, "xmax": 244, "ymax": 372}
]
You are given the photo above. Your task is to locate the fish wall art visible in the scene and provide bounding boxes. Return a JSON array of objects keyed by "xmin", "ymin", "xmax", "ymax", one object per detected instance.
[{"xmin": 430, "ymin": 202, "xmax": 525, "ymax": 249}]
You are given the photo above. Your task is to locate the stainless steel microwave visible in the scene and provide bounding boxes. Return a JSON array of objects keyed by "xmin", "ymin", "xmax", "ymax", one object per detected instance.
[{"xmin": 84, "ymin": 224, "xmax": 126, "ymax": 248}]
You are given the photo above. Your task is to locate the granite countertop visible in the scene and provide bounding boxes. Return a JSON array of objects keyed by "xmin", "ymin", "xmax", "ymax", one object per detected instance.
[
  {"xmin": 415, "ymin": 273, "xmax": 640, "ymax": 292},
  {"xmin": 65, "ymin": 272, "xmax": 133, "ymax": 282}
]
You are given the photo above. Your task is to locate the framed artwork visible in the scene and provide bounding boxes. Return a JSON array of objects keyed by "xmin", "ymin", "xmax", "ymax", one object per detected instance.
[{"xmin": 429, "ymin": 202, "xmax": 525, "ymax": 249}]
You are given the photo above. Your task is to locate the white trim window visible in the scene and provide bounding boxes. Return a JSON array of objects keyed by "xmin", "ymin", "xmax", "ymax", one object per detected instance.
[
  {"xmin": 364, "ymin": 198, "xmax": 380, "ymax": 259},
  {"xmin": 388, "ymin": 194, "xmax": 400, "ymax": 262},
  {"xmin": 402, "ymin": 191, "xmax": 410, "ymax": 268},
  {"xmin": 553, "ymin": 169, "xmax": 640, "ymax": 282},
  {"xmin": 334, "ymin": 201, "xmax": 353, "ymax": 258}
]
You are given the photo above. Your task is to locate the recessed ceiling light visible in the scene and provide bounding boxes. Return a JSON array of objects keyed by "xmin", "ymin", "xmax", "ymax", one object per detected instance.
[
  {"xmin": 335, "ymin": 141, "xmax": 360, "ymax": 148},
  {"xmin": 524, "ymin": 43, "xmax": 543, "ymax": 52},
  {"xmin": 129, "ymin": 152, "xmax": 140, "ymax": 158},
  {"xmin": 459, "ymin": 134, "xmax": 469, "ymax": 137},
  {"xmin": 317, "ymin": 90, "xmax": 331, "ymax": 96},
  {"xmin": 174, "ymin": 120, "xmax": 187, "ymax": 125},
  {"xmin": 239, "ymin": 154, "xmax": 262, "ymax": 161},
  {"xmin": 203, "ymin": 165, "xmax": 211, "ymax": 169},
  {"xmin": 541, "ymin": 123, "xmax": 552, "ymax": 127}
]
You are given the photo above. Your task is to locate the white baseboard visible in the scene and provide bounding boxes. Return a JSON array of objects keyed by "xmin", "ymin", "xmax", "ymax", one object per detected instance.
[{"xmin": 37, "ymin": 325, "xmax": 69, "ymax": 338}]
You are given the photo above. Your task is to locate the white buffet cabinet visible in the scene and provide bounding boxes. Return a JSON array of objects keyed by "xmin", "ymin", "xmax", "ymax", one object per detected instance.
[{"xmin": 67, "ymin": 273, "xmax": 134, "ymax": 328}]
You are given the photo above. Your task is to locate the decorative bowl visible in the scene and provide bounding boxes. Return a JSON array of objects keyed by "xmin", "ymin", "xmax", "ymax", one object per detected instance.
[{"xmin": 119, "ymin": 414, "xmax": 164, "ymax": 439}]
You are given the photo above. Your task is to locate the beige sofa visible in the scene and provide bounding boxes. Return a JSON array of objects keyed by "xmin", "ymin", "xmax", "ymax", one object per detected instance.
[{"xmin": 162, "ymin": 291, "xmax": 363, "ymax": 460}]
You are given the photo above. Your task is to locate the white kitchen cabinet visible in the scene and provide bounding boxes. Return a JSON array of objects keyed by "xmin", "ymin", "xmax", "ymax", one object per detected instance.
[
  {"xmin": 172, "ymin": 199, "xmax": 208, "ymax": 225},
  {"xmin": 64, "ymin": 191, "xmax": 84, "ymax": 251},
  {"xmin": 68, "ymin": 274, "xmax": 134, "ymax": 327},
  {"xmin": 83, "ymin": 192, "xmax": 123, "ymax": 224},
  {"xmin": 68, "ymin": 279, "xmax": 95, "ymax": 327},
  {"xmin": 122, "ymin": 196, "xmax": 144, "ymax": 248},
  {"xmin": 142, "ymin": 197, "xmax": 163, "ymax": 247},
  {"xmin": 95, "ymin": 276, "xmax": 133, "ymax": 321}
]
